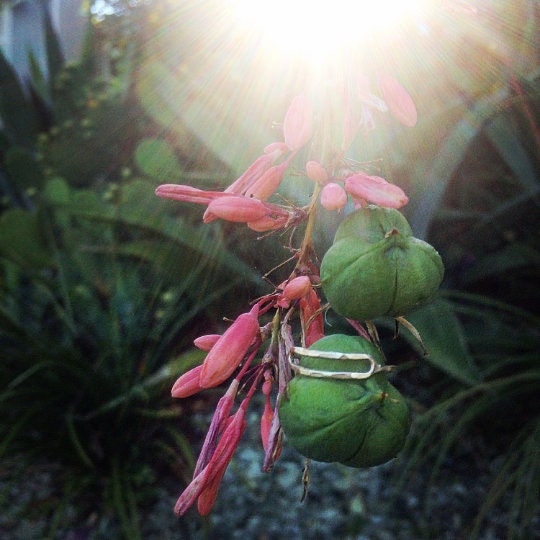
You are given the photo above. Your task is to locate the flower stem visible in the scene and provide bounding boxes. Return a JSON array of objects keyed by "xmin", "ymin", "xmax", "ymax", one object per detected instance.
[{"xmin": 297, "ymin": 182, "xmax": 322, "ymax": 269}]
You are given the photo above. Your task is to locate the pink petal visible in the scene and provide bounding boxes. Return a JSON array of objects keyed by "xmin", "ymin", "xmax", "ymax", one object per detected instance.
[
  {"xmin": 194, "ymin": 334, "xmax": 221, "ymax": 351},
  {"xmin": 306, "ymin": 160, "xmax": 328, "ymax": 183},
  {"xmin": 283, "ymin": 94, "xmax": 314, "ymax": 151},
  {"xmin": 282, "ymin": 276, "xmax": 311, "ymax": 301},
  {"xmin": 344, "ymin": 173, "xmax": 409, "ymax": 209},
  {"xmin": 199, "ymin": 306, "xmax": 260, "ymax": 388},
  {"xmin": 244, "ymin": 160, "xmax": 288, "ymax": 201},
  {"xmin": 171, "ymin": 365, "xmax": 204, "ymax": 398},
  {"xmin": 299, "ymin": 289, "xmax": 325, "ymax": 347},
  {"xmin": 155, "ymin": 184, "xmax": 233, "ymax": 204},
  {"xmin": 247, "ymin": 215, "xmax": 288, "ymax": 232},
  {"xmin": 379, "ymin": 74, "xmax": 417, "ymax": 127},
  {"xmin": 320, "ymin": 182, "xmax": 348, "ymax": 211},
  {"xmin": 205, "ymin": 196, "xmax": 268, "ymax": 223}
]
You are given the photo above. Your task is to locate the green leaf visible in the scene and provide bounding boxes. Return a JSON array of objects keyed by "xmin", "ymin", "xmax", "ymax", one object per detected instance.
[
  {"xmin": 409, "ymin": 90, "xmax": 511, "ymax": 239},
  {"xmin": 485, "ymin": 113, "xmax": 538, "ymax": 191},
  {"xmin": 4, "ymin": 146, "xmax": 44, "ymax": 191},
  {"xmin": 0, "ymin": 49, "xmax": 39, "ymax": 145},
  {"xmin": 134, "ymin": 138, "xmax": 182, "ymax": 179},
  {"xmin": 461, "ymin": 242, "xmax": 540, "ymax": 284},
  {"xmin": 402, "ymin": 298, "xmax": 481, "ymax": 386},
  {"xmin": 43, "ymin": 6, "xmax": 65, "ymax": 87},
  {"xmin": 0, "ymin": 209, "xmax": 53, "ymax": 269}
]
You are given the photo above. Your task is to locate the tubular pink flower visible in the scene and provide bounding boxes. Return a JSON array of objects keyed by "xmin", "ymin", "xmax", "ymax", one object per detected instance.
[
  {"xmin": 300, "ymin": 289, "xmax": 325, "ymax": 347},
  {"xmin": 247, "ymin": 215, "xmax": 288, "ymax": 232},
  {"xmin": 282, "ymin": 276, "xmax": 311, "ymax": 301},
  {"xmin": 306, "ymin": 160, "xmax": 328, "ymax": 183},
  {"xmin": 264, "ymin": 142, "xmax": 289, "ymax": 154},
  {"xmin": 320, "ymin": 182, "xmax": 348, "ymax": 211},
  {"xmin": 194, "ymin": 334, "xmax": 221, "ymax": 351},
  {"xmin": 199, "ymin": 305, "xmax": 260, "ymax": 388},
  {"xmin": 204, "ymin": 196, "xmax": 269, "ymax": 223},
  {"xmin": 155, "ymin": 184, "xmax": 233, "ymax": 205},
  {"xmin": 225, "ymin": 146, "xmax": 285, "ymax": 195},
  {"xmin": 283, "ymin": 94, "xmax": 314, "ymax": 151},
  {"xmin": 171, "ymin": 365, "xmax": 204, "ymax": 398},
  {"xmin": 344, "ymin": 173, "xmax": 409, "ymax": 209},
  {"xmin": 245, "ymin": 159, "xmax": 290, "ymax": 201},
  {"xmin": 260, "ymin": 392, "xmax": 274, "ymax": 452},
  {"xmin": 378, "ymin": 74, "xmax": 417, "ymax": 127}
]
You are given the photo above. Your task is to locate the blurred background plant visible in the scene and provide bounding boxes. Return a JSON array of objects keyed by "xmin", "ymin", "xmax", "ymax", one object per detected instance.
[
  {"xmin": 0, "ymin": 2, "xmax": 261, "ymax": 538},
  {"xmin": 0, "ymin": 0, "xmax": 539, "ymax": 538}
]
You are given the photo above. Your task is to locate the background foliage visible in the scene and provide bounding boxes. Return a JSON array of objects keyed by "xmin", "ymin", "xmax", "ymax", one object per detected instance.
[{"xmin": 0, "ymin": 0, "xmax": 539, "ymax": 538}]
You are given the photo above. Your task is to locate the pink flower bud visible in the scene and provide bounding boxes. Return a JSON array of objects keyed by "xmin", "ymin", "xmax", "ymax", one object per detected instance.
[
  {"xmin": 205, "ymin": 196, "xmax": 268, "ymax": 223},
  {"xmin": 264, "ymin": 141, "xmax": 289, "ymax": 155},
  {"xmin": 300, "ymin": 289, "xmax": 325, "ymax": 347},
  {"xmin": 155, "ymin": 184, "xmax": 233, "ymax": 205},
  {"xmin": 306, "ymin": 160, "xmax": 328, "ymax": 183},
  {"xmin": 247, "ymin": 215, "xmax": 288, "ymax": 232},
  {"xmin": 260, "ymin": 393, "xmax": 274, "ymax": 452},
  {"xmin": 199, "ymin": 306, "xmax": 260, "ymax": 388},
  {"xmin": 194, "ymin": 334, "xmax": 221, "ymax": 351},
  {"xmin": 344, "ymin": 173, "xmax": 409, "ymax": 209},
  {"xmin": 244, "ymin": 160, "xmax": 288, "ymax": 201},
  {"xmin": 320, "ymin": 182, "xmax": 347, "ymax": 211},
  {"xmin": 283, "ymin": 94, "xmax": 314, "ymax": 151},
  {"xmin": 171, "ymin": 365, "xmax": 204, "ymax": 398},
  {"xmin": 379, "ymin": 74, "xmax": 417, "ymax": 127},
  {"xmin": 225, "ymin": 150, "xmax": 281, "ymax": 195},
  {"xmin": 282, "ymin": 276, "xmax": 311, "ymax": 301}
]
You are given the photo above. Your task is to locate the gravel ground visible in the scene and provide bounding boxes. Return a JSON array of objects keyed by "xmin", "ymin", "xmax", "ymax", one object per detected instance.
[{"xmin": 1, "ymin": 409, "xmax": 538, "ymax": 540}]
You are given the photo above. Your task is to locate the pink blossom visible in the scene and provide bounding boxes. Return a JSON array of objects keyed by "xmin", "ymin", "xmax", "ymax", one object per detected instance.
[
  {"xmin": 244, "ymin": 159, "xmax": 290, "ymax": 201},
  {"xmin": 204, "ymin": 196, "xmax": 269, "ymax": 223},
  {"xmin": 344, "ymin": 173, "xmax": 409, "ymax": 208},
  {"xmin": 300, "ymin": 288, "xmax": 325, "ymax": 347},
  {"xmin": 283, "ymin": 94, "xmax": 314, "ymax": 151},
  {"xmin": 194, "ymin": 334, "xmax": 221, "ymax": 351},
  {"xmin": 260, "ymin": 392, "xmax": 274, "ymax": 452},
  {"xmin": 320, "ymin": 182, "xmax": 347, "ymax": 211},
  {"xmin": 225, "ymin": 146, "xmax": 286, "ymax": 195},
  {"xmin": 379, "ymin": 74, "xmax": 417, "ymax": 127},
  {"xmin": 199, "ymin": 305, "xmax": 260, "ymax": 388},
  {"xmin": 155, "ymin": 184, "xmax": 233, "ymax": 205},
  {"xmin": 171, "ymin": 365, "xmax": 204, "ymax": 398},
  {"xmin": 247, "ymin": 215, "xmax": 289, "ymax": 232},
  {"xmin": 306, "ymin": 160, "xmax": 328, "ymax": 183},
  {"xmin": 282, "ymin": 276, "xmax": 311, "ymax": 301}
]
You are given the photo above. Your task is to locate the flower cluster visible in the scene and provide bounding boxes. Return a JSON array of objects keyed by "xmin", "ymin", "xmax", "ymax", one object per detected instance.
[{"xmin": 157, "ymin": 71, "xmax": 418, "ymax": 516}]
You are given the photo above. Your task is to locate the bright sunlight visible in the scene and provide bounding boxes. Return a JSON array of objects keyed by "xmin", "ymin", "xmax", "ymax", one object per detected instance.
[{"xmin": 227, "ymin": 0, "xmax": 429, "ymax": 65}]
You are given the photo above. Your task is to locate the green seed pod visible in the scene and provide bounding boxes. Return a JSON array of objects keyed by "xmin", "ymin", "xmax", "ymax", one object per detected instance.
[
  {"xmin": 279, "ymin": 334, "xmax": 410, "ymax": 468},
  {"xmin": 320, "ymin": 206, "xmax": 444, "ymax": 321}
]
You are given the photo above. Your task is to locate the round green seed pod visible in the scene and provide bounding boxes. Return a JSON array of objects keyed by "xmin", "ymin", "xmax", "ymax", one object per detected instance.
[
  {"xmin": 279, "ymin": 334, "xmax": 410, "ymax": 468},
  {"xmin": 320, "ymin": 206, "xmax": 444, "ymax": 321}
]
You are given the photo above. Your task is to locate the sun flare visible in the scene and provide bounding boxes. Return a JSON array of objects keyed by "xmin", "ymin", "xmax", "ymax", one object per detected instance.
[{"xmin": 227, "ymin": 0, "xmax": 429, "ymax": 65}]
